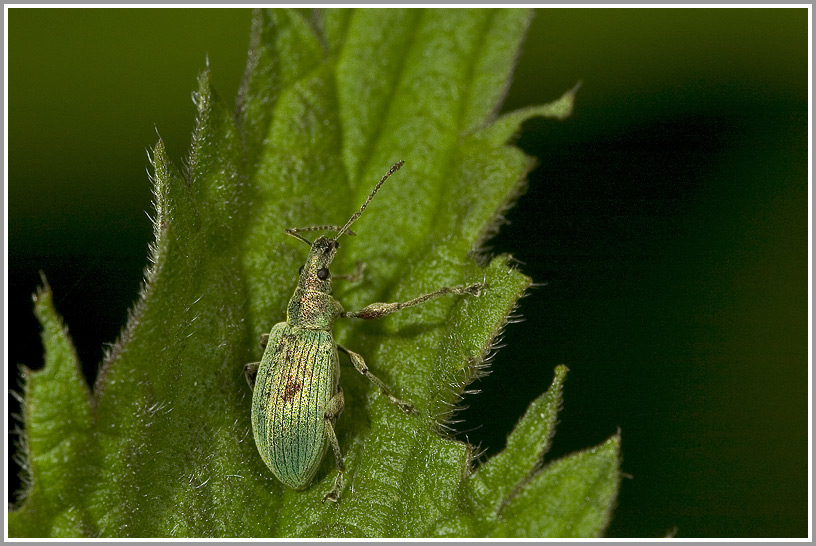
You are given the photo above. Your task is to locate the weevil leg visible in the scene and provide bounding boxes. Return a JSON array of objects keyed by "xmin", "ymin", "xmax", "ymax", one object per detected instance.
[
  {"xmin": 333, "ymin": 261, "xmax": 366, "ymax": 283},
  {"xmin": 259, "ymin": 333, "xmax": 269, "ymax": 350},
  {"xmin": 322, "ymin": 388, "xmax": 346, "ymax": 503},
  {"xmin": 337, "ymin": 344, "xmax": 416, "ymax": 414},
  {"xmin": 341, "ymin": 282, "xmax": 484, "ymax": 320},
  {"xmin": 244, "ymin": 362, "xmax": 259, "ymax": 390}
]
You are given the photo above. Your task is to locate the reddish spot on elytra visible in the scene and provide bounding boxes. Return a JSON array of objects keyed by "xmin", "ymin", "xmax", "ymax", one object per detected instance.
[{"xmin": 283, "ymin": 376, "xmax": 302, "ymax": 403}]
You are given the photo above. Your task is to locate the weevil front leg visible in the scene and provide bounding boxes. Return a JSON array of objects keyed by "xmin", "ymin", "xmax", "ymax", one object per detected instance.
[
  {"xmin": 244, "ymin": 362, "xmax": 259, "ymax": 390},
  {"xmin": 337, "ymin": 344, "xmax": 416, "ymax": 414},
  {"xmin": 244, "ymin": 334, "xmax": 270, "ymax": 389},
  {"xmin": 333, "ymin": 261, "xmax": 366, "ymax": 283},
  {"xmin": 322, "ymin": 388, "xmax": 346, "ymax": 503},
  {"xmin": 341, "ymin": 282, "xmax": 484, "ymax": 320}
]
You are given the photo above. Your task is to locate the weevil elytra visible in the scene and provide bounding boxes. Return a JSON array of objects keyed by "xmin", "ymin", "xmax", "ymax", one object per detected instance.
[{"xmin": 244, "ymin": 161, "xmax": 483, "ymax": 502}]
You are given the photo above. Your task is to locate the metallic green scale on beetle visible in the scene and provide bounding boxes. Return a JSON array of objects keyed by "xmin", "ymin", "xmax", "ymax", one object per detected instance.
[
  {"xmin": 244, "ymin": 161, "xmax": 484, "ymax": 502},
  {"xmin": 252, "ymin": 324, "xmax": 338, "ymax": 489}
]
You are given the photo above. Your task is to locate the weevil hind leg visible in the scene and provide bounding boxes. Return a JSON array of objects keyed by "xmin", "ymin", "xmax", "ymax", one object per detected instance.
[
  {"xmin": 259, "ymin": 333, "xmax": 269, "ymax": 350},
  {"xmin": 244, "ymin": 362, "xmax": 259, "ymax": 390},
  {"xmin": 322, "ymin": 389, "xmax": 346, "ymax": 503},
  {"xmin": 337, "ymin": 344, "xmax": 416, "ymax": 414}
]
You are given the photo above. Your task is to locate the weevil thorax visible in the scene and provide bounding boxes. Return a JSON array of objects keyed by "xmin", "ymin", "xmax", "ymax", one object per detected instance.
[{"xmin": 286, "ymin": 235, "xmax": 342, "ymax": 330}]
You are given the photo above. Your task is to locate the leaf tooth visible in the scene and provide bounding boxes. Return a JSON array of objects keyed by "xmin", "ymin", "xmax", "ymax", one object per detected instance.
[
  {"xmin": 98, "ymin": 138, "xmax": 188, "ymax": 386},
  {"xmin": 30, "ymin": 274, "xmax": 92, "ymax": 406},
  {"xmin": 430, "ymin": 257, "xmax": 530, "ymax": 439},
  {"xmin": 464, "ymin": 365, "xmax": 568, "ymax": 520},
  {"xmin": 187, "ymin": 66, "xmax": 222, "ymax": 190},
  {"xmin": 492, "ymin": 432, "xmax": 621, "ymax": 537},
  {"xmin": 147, "ymin": 139, "xmax": 174, "ymax": 262},
  {"xmin": 10, "ymin": 276, "xmax": 97, "ymax": 533},
  {"xmin": 473, "ymin": 82, "xmax": 582, "ymax": 147},
  {"xmin": 187, "ymin": 65, "xmax": 250, "ymax": 251}
]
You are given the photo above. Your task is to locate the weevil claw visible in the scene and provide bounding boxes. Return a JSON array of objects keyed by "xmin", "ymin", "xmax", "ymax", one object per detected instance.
[
  {"xmin": 466, "ymin": 282, "xmax": 485, "ymax": 297},
  {"xmin": 322, "ymin": 491, "xmax": 339, "ymax": 503}
]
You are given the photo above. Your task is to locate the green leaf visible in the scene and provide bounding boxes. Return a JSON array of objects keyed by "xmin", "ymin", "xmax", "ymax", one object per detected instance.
[
  {"xmin": 429, "ymin": 367, "xmax": 620, "ymax": 538},
  {"xmin": 9, "ymin": 277, "xmax": 98, "ymax": 537},
  {"xmin": 10, "ymin": 8, "xmax": 619, "ymax": 537},
  {"xmin": 463, "ymin": 365, "xmax": 620, "ymax": 537},
  {"xmin": 466, "ymin": 365, "xmax": 570, "ymax": 522},
  {"xmin": 490, "ymin": 434, "xmax": 621, "ymax": 538}
]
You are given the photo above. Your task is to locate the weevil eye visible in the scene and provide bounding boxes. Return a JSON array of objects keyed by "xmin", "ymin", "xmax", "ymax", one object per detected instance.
[
  {"xmin": 298, "ymin": 265, "xmax": 304, "ymax": 275},
  {"xmin": 317, "ymin": 267, "xmax": 329, "ymax": 280}
]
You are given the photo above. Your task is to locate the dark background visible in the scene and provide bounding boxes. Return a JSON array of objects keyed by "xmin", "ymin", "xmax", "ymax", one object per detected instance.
[{"xmin": 7, "ymin": 8, "xmax": 808, "ymax": 538}]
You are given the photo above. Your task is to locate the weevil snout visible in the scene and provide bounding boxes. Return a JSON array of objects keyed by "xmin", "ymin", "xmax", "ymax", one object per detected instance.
[
  {"xmin": 312, "ymin": 236, "xmax": 339, "ymax": 260},
  {"xmin": 297, "ymin": 236, "xmax": 340, "ymax": 289}
]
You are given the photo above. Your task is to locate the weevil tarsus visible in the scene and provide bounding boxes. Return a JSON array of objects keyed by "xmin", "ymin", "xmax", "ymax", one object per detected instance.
[
  {"xmin": 332, "ymin": 261, "xmax": 366, "ymax": 283},
  {"xmin": 244, "ymin": 333, "xmax": 270, "ymax": 388},
  {"xmin": 244, "ymin": 362, "xmax": 259, "ymax": 390}
]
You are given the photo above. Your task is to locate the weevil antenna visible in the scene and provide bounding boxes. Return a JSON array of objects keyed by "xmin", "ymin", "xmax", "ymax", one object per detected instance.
[
  {"xmin": 286, "ymin": 225, "xmax": 356, "ymax": 247},
  {"xmin": 334, "ymin": 160, "xmax": 404, "ymax": 242},
  {"xmin": 285, "ymin": 229, "xmax": 313, "ymax": 246}
]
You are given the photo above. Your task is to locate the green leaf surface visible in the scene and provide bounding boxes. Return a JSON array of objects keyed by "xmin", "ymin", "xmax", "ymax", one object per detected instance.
[
  {"xmin": 491, "ymin": 435, "xmax": 621, "ymax": 538},
  {"xmin": 10, "ymin": 8, "xmax": 619, "ymax": 537},
  {"xmin": 9, "ymin": 279, "xmax": 98, "ymax": 537}
]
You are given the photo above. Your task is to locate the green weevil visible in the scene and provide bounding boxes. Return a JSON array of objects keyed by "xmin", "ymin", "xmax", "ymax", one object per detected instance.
[{"xmin": 244, "ymin": 161, "xmax": 484, "ymax": 502}]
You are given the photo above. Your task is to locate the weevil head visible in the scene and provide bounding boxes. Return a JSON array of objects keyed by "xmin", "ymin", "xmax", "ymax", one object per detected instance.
[
  {"xmin": 297, "ymin": 235, "xmax": 339, "ymax": 293},
  {"xmin": 288, "ymin": 235, "xmax": 342, "ymax": 329}
]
